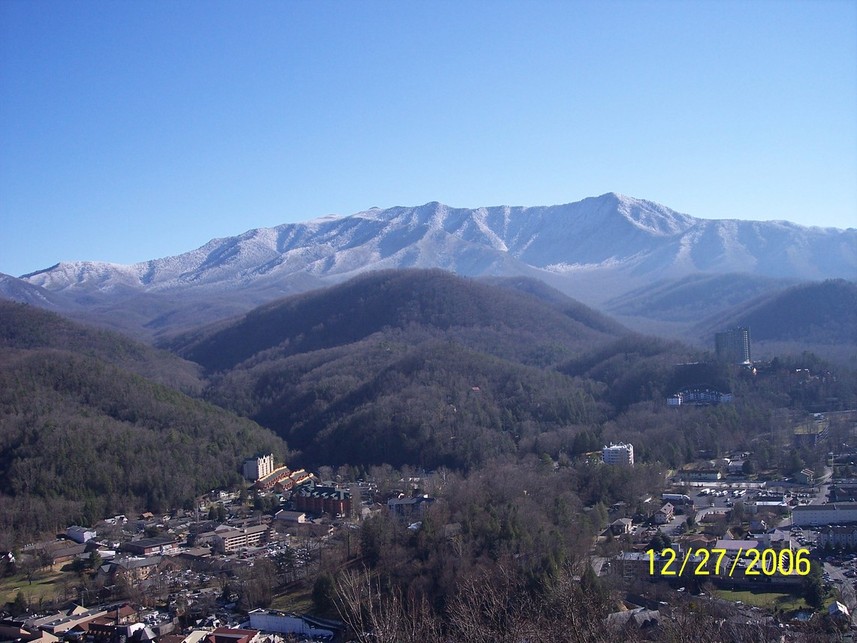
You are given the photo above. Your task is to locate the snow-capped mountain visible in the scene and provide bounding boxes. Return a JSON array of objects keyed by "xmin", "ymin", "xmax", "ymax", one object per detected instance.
[{"xmin": 10, "ymin": 193, "xmax": 857, "ymax": 337}]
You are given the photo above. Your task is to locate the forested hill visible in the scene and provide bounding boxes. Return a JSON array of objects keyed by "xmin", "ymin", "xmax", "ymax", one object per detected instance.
[
  {"xmin": 0, "ymin": 299, "xmax": 204, "ymax": 393},
  {"xmin": 699, "ymin": 279, "xmax": 857, "ymax": 346},
  {"xmin": 178, "ymin": 271, "xmax": 663, "ymax": 469},
  {"xmin": 0, "ymin": 300, "xmax": 290, "ymax": 546},
  {"xmin": 168, "ymin": 269, "xmax": 629, "ymax": 373},
  {"xmin": 479, "ymin": 275, "xmax": 629, "ymax": 336}
]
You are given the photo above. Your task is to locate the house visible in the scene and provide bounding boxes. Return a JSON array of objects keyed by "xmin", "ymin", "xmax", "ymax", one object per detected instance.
[
  {"xmin": 829, "ymin": 601, "xmax": 850, "ymax": 622},
  {"xmin": 653, "ymin": 503, "xmax": 674, "ymax": 525},
  {"xmin": 611, "ymin": 550, "xmax": 703, "ymax": 580},
  {"xmin": 606, "ymin": 607, "xmax": 661, "ymax": 633},
  {"xmin": 176, "ymin": 547, "xmax": 212, "ymax": 562},
  {"xmin": 667, "ymin": 388, "xmax": 733, "ymax": 406},
  {"xmin": 828, "ymin": 485, "xmax": 857, "ymax": 502},
  {"xmin": 255, "ymin": 467, "xmax": 292, "ymax": 491},
  {"xmin": 21, "ymin": 540, "xmax": 87, "ymax": 570},
  {"xmin": 387, "ymin": 495, "xmax": 435, "ymax": 521},
  {"xmin": 683, "ymin": 534, "xmax": 715, "ymax": 551},
  {"xmin": 610, "ymin": 518, "xmax": 633, "ymax": 536},
  {"xmin": 189, "ymin": 530, "xmax": 219, "ymax": 547},
  {"xmin": 727, "ymin": 460, "xmax": 745, "ymax": 475},
  {"xmin": 83, "ymin": 605, "xmax": 141, "ymax": 643}
]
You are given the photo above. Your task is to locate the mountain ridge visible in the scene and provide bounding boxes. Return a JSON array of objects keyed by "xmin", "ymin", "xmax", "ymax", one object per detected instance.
[
  {"xmin": 22, "ymin": 193, "xmax": 855, "ymax": 292},
  {"xmin": 169, "ymin": 269, "xmax": 627, "ymax": 374},
  {"xmin": 8, "ymin": 192, "xmax": 856, "ymax": 339}
]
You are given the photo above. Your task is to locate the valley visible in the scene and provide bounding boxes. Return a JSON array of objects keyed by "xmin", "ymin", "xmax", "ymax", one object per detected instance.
[{"xmin": 1, "ymin": 264, "xmax": 856, "ymax": 639}]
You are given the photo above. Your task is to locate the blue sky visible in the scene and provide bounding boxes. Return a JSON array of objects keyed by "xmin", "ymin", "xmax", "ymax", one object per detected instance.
[{"xmin": 1, "ymin": 0, "xmax": 855, "ymax": 277}]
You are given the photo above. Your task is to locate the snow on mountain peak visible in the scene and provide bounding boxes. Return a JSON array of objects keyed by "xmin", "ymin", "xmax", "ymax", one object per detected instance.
[{"xmin": 18, "ymin": 194, "xmax": 857, "ymax": 300}]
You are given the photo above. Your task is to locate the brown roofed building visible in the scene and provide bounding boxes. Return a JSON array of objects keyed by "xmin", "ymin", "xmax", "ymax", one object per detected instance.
[
  {"xmin": 120, "ymin": 536, "xmax": 179, "ymax": 556},
  {"xmin": 294, "ymin": 484, "xmax": 352, "ymax": 517},
  {"xmin": 205, "ymin": 628, "xmax": 261, "ymax": 643}
]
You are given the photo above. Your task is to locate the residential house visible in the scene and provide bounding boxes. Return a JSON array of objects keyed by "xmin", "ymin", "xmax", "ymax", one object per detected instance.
[
  {"xmin": 829, "ymin": 485, "xmax": 857, "ymax": 502},
  {"xmin": 610, "ymin": 518, "xmax": 633, "ymax": 536},
  {"xmin": 387, "ymin": 495, "xmax": 435, "ymax": 521},
  {"xmin": 653, "ymin": 503, "xmax": 674, "ymax": 525}
]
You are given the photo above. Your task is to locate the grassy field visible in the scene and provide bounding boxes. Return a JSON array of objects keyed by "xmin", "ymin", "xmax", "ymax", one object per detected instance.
[
  {"xmin": 0, "ymin": 569, "xmax": 67, "ymax": 607},
  {"xmin": 712, "ymin": 588, "xmax": 812, "ymax": 612},
  {"xmin": 270, "ymin": 581, "xmax": 315, "ymax": 614}
]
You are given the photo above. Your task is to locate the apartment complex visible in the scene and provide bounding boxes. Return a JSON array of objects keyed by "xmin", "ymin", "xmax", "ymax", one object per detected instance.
[{"xmin": 603, "ymin": 443, "xmax": 634, "ymax": 466}]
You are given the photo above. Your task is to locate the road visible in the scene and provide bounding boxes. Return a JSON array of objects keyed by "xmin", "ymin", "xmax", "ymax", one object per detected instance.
[{"xmin": 824, "ymin": 561, "xmax": 857, "ymax": 625}]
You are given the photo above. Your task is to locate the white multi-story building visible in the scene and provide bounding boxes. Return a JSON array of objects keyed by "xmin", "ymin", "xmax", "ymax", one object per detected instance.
[
  {"xmin": 214, "ymin": 524, "xmax": 269, "ymax": 553},
  {"xmin": 242, "ymin": 454, "xmax": 275, "ymax": 481},
  {"xmin": 603, "ymin": 442, "xmax": 634, "ymax": 466},
  {"xmin": 792, "ymin": 503, "xmax": 857, "ymax": 527}
]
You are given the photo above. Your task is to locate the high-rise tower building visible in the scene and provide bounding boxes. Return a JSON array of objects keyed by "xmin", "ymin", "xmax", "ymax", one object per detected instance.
[
  {"xmin": 715, "ymin": 327, "xmax": 751, "ymax": 364},
  {"xmin": 242, "ymin": 454, "xmax": 275, "ymax": 481}
]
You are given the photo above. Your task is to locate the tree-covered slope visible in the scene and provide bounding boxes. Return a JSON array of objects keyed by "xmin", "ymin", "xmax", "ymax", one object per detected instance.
[
  {"xmin": 207, "ymin": 335, "xmax": 607, "ymax": 470},
  {"xmin": 0, "ymin": 299, "xmax": 204, "ymax": 392},
  {"xmin": 169, "ymin": 270, "xmax": 626, "ymax": 373},
  {"xmin": 700, "ymin": 278, "xmax": 857, "ymax": 345},
  {"xmin": 183, "ymin": 271, "xmax": 638, "ymax": 469},
  {"xmin": 0, "ymin": 303, "xmax": 290, "ymax": 546}
]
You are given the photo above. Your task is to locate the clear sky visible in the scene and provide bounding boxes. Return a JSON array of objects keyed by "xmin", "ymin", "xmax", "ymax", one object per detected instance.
[{"xmin": 1, "ymin": 0, "xmax": 855, "ymax": 277}]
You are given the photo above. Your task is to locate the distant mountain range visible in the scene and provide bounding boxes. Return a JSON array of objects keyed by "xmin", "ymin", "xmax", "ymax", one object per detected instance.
[{"xmin": 3, "ymin": 193, "xmax": 855, "ymax": 340}]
